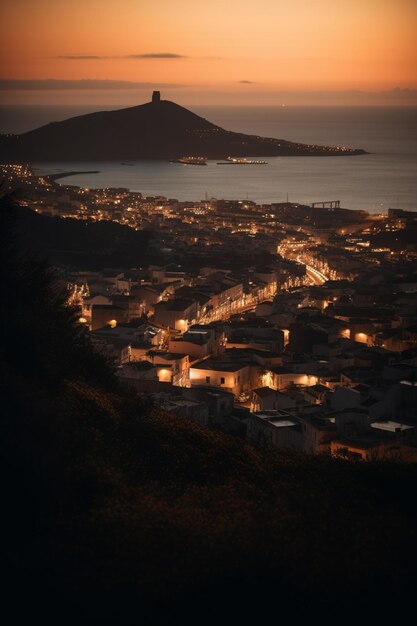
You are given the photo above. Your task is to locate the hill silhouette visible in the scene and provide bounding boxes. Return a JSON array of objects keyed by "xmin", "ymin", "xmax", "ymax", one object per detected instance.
[
  {"xmin": 11, "ymin": 204, "xmax": 151, "ymax": 269},
  {"xmin": 0, "ymin": 94, "xmax": 366, "ymax": 160},
  {"xmin": 2, "ymin": 196, "xmax": 416, "ymax": 624}
]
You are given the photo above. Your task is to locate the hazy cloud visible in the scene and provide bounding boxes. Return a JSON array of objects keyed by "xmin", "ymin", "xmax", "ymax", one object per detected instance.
[
  {"xmin": 57, "ymin": 53, "xmax": 187, "ymax": 60},
  {"xmin": 127, "ymin": 53, "xmax": 186, "ymax": 59},
  {"xmin": 0, "ymin": 79, "xmax": 184, "ymax": 90},
  {"xmin": 239, "ymin": 80, "xmax": 253, "ymax": 84}
]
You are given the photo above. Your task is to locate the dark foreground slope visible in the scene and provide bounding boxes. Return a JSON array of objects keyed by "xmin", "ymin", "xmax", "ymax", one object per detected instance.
[
  {"xmin": 0, "ymin": 97, "xmax": 366, "ymax": 160},
  {"xmin": 12, "ymin": 204, "xmax": 151, "ymax": 269},
  {"xmin": 1, "ymin": 198, "xmax": 416, "ymax": 624}
]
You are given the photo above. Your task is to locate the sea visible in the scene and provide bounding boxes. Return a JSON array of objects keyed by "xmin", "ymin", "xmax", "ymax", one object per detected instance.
[{"xmin": 1, "ymin": 105, "xmax": 416, "ymax": 213}]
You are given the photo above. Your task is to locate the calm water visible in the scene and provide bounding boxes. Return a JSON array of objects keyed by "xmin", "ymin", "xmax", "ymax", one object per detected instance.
[{"xmin": 1, "ymin": 105, "xmax": 416, "ymax": 213}]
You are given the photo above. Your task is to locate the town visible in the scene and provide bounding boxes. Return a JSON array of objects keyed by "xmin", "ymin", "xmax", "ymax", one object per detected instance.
[{"xmin": 4, "ymin": 162, "xmax": 417, "ymax": 461}]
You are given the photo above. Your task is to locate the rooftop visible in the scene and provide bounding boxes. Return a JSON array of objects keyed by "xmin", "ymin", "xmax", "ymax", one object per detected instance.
[
  {"xmin": 371, "ymin": 421, "xmax": 414, "ymax": 433},
  {"xmin": 191, "ymin": 358, "xmax": 248, "ymax": 372}
]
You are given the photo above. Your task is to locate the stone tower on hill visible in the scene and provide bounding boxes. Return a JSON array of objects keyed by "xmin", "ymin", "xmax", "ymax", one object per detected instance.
[{"xmin": 152, "ymin": 90, "xmax": 161, "ymax": 104}]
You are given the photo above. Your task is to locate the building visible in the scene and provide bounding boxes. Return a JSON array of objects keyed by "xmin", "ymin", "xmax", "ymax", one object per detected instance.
[
  {"xmin": 246, "ymin": 410, "xmax": 302, "ymax": 450},
  {"xmin": 152, "ymin": 298, "xmax": 198, "ymax": 332},
  {"xmin": 190, "ymin": 357, "xmax": 251, "ymax": 397}
]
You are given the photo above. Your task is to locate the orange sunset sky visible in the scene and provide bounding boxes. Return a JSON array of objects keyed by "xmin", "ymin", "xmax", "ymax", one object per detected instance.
[{"xmin": 1, "ymin": 0, "xmax": 416, "ymax": 105}]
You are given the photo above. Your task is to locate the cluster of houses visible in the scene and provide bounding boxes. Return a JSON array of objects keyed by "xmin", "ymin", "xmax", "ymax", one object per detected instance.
[{"xmin": 68, "ymin": 258, "xmax": 417, "ymax": 463}]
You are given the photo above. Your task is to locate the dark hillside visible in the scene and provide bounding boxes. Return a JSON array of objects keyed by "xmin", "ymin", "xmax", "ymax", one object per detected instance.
[
  {"xmin": 0, "ymin": 96, "xmax": 366, "ymax": 160},
  {"xmin": 11, "ymin": 204, "xmax": 151, "ymax": 269}
]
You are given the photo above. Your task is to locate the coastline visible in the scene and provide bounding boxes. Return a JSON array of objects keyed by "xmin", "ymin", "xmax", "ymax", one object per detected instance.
[
  {"xmin": 42, "ymin": 170, "xmax": 100, "ymax": 181},
  {"xmin": 29, "ymin": 155, "xmax": 417, "ymax": 213}
]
